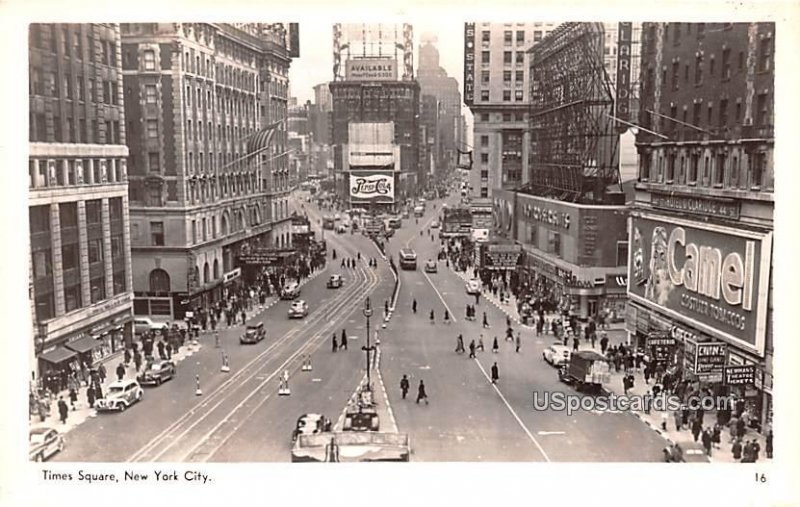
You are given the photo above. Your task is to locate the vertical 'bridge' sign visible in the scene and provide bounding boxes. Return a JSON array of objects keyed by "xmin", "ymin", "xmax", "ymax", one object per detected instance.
[{"xmin": 349, "ymin": 172, "xmax": 395, "ymax": 203}]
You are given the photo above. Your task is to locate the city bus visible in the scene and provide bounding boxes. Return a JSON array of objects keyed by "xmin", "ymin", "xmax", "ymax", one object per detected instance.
[{"xmin": 399, "ymin": 248, "xmax": 417, "ymax": 270}]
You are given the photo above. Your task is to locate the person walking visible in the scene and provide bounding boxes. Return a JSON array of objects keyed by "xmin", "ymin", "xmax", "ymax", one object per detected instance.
[
  {"xmin": 340, "ymin": 329, "xmax": 348, "ymax": 351},
  {"xmin": 482, "ymin": 312, "xmax": 489, "ymax": 329},
  {"xmin": 429, "ymin": 309, "xmax": 435, "ymax": 324},
  {"xmin": 702, "ymin": 428, "xmax": 713, "ymax": 456},
  {"xmin": 400, "ymin": 375, "xmax": 410, "ymax": 400},
  {"xmin": 674, "ymin": 409, "xmax": 683, "ymax": 431},
  {"xmin": 86, "ymin": 385, "xmax": 95, "ymax": 408},
  {"xmin": 165, "ymin": 340, "xmax": 173, "ymax": 360},
  {"xmin": 57, "ymin": 397, "xmax": 69, "ymax": 425},
  {"xmin": 515, "ymin": 332, "xmax": 522, "ymax": 353},
  {"xmin": 492, "ymin": 336, "xmax": 499, "ymax": 353},
  {"xmin": 732, "ymin": 437, "xmax": 743, "ymax": 460},
  {"xmin": 600, "ymin": 333, "xmax": 609, "ymax": 355},
  {"xmin": 412, "ymin": 299, "xmax": 417, "ymax": 314},
  {"xmin": 477, "ymin": 335, "xmax": 485, "ymax": 352},
  {"xmin": 115, "ymin": 362, "xmax": 125, "ymax": 381},
  {"xmin": 490, "ymin": 362, "xmax": 499, "ymax": 384},
  {"xmin": 416, "ymin": 380, "xmax": 429, "ymax": 405},
  {"xmin": 691, "ymin": 417, "xmax": 703, "ymax": 442},
  {"xmin": 97, "ymin": 363, "xmax": 106, "ymax": 384},
  {"xmin": 468, "ymin": 339, "xmax": 476, "ymax": 359},
  {"xmin": 331, "ymin": 334, "xmax": 338, "ymax": 353},
  {"xmin": 455, "ymin": 334, "xmax": 465, "ymax": 354},
  {"xmin": 444, "ymin": 309, "xmax": 450, "ymax": 324},
  {"xmin": 157, "ymin": 340, "xmax": 166, "ymax": 359},
  {"xmin": 133, "ymin": 349, "xmax": 142, "ymax": 372},
  {"xmin": 766, "ymin": 429, "xmax": 773, "ymax": 459}
]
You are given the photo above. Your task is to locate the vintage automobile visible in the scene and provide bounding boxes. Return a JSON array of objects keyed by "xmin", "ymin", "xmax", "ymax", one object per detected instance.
[
  {"xmin": 94, "ymin": 379, "xmax": 144, "ymax": 412},
  {"xmin": 291, "ymin": 413, "xmax": 332, "ymax": 442},
  {"xmin": 430, "ymin": 220, "xmax": 440, "ymax": 229},
  {"xmin": 280, "ymin": 282, "xmax": 301, "ymax": 300},
  {"xmin": 29, "ymin": 427, "xmax": 64, "ymax": 462},
  {"xmin": 240, "ymin": 323, "xmax": 266, "ymax": 344},
  {"xmin": 424, "ymin": 259, "xmax": 438, "ymax": 273},
  {"xmin": 327, "ymin": 274, "xmax": 343, "ymax": 289},
  {"xmin": 542, "ymin": 344, "xmax": 572, "ymax": 367},
  {"xmin": 288, "ymin": 300, "xmax": 309, "ymax": 319},
  {"xmin": 465, "ymin": 279, "xmax": 482, "ymax": 295},
  {"xmin": 137, "ymin": 359, "xmax": 176, "ymax": 386}
]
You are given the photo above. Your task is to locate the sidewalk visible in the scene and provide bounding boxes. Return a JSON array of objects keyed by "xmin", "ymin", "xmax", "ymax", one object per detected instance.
[{"xmin": 29, "ymin": 338, "xmax": 204, "ymax": 435}]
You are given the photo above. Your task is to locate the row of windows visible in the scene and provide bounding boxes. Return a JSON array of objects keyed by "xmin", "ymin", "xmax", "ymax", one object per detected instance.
[
  {"xmin": 29, "ymin": 24, "xmax": 118, "ymax": 67},
  {"xmin": 657, "ymin": 93, "xmax": 771, "ymax": 135},
  {"xmin": 477, "ymin": 112, "xmax": 527, "ymax": 123},
  {"xmin": 34, "ymin": 268, "xmax": 125, "ymax": 322},
  {"xmin": 29, "ymin": 158, "xmax": 125, "ymax": 189},
  {"xmin": 29, "ymin": 68, "xmax": 119, "ymax": 107},
  {"xmin": 481, "ymin": 29, "xmax": 549, "ymax": 45},
  {"xmin": 30, "ymin": 110, "xmax": 121, "ymax": 145},
  {"xmin": 29, "ymin": 199, "xmax": 124, "ymax": 235},
  {"xmin": 480, "ymin": 50, "xmax": 526, "ymax": 65},
  {"xmin": 481, "ymin": 70, "xmax": 525, "ymax": 83},
  {"xmin": 477, "ymin": 89, "xmax": 526, "ymax": 102},
  {"xmin": 640, "ymin": 147, "xmax": 771, "ymax": 190}
]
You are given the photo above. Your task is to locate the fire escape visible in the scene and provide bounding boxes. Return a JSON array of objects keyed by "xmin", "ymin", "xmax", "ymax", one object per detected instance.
[{"xmin": 527, "ymin": 23, "xmax": 622, "ymax": 204}]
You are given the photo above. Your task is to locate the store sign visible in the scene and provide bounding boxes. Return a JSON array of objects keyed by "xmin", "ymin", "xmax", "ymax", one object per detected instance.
[
  {"xmin": 615, "ymin": 22, "xmax": 632, "ymax": 120},
  {"xmin": 520, "ymin": 201, "xmax": 572, "ymax": 229},
  {"xmin": 646, "ymin": 333, "xmax": 676, "ymax": 347},
  {"xmin": 651, "ymin": 191, "xmax": 741, "ymax": 220},
  {"xmin": 483, "ymin": 244, "xmax": 522, "ymax": 270},
  {"xmin": 606, "ymin": 274, "xmax": 628, "ymax": 288},
  {"xmin": 724, "ymin": 365, "xmax": 756, "ymax": 386},
  {"xmin": 346, "ymin": 58, "xmax": 397, "ymax": 81},
  {"xmin": 349, "ymin": 172, "xmax": 395, "ymax": 204},
  {"xmin": 629, "ymin": 214, "xmax": 771, "ymax": 355},
  {"xmin": 464, "ymin": 23, "xmax": 475, "ymax": 105},
  {"xmin": 223, "ymin": 268, "xmax": 241, "ymax": 283},
  {"xmin": 291, "ymin": 224, "xmax": 310, "ymax": 235},
  {"xmin": 694, "ymin": 342, "xmax": 728, "ymax": 374}
]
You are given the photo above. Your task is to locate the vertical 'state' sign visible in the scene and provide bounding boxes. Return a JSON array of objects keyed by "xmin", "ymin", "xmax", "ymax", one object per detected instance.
[
  {"xmin": 616, "ymin": 22, "xmax": 632, "ymax": 121},
  {"xmin": 464, "ymin": 23, "xmax": 475, "ymax": 106}
]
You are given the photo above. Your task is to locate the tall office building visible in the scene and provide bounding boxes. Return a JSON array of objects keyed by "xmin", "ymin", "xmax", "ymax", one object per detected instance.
[
  {"xmin": 463, "ymin": 22, "xmax": 559, "ymax": 198},
  {"xmin": 28, "ymin": 23, "xmax": 133, "ymax": 381},
  {"xmin": 630, "ymin": 22, "xmax": 774, "ymax": 429},
  {"xmin": 121, "ymin": 22, "xmax": 296, "ymax": 320}
]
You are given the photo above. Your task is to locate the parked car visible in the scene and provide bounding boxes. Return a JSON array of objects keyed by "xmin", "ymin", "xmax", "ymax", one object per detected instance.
[
  {"xmin": 133, "ymin": 317, "xmax": 169, "ymax": 336},
  {"xmin": 137, "ymin": 359, "xmax": 176, "ymax": 386},
  {"xmin": 465, "ymin": 279, "xmax": 482, "ymax": 295},
  {"xmin": 288, "ymin": 300, "xmax": 309, "ymax": 319},
  {"xmin": 241, "ymin": 323, "xmax": 266, "ymax": 344},
  {"xmin": 29, "ymin": 427, "xmax": 64, "ymax": 462},
  {"xmin": 327, "ymin": 274, "xmax": 343, "ymax": 289},
  {"xmin": 543, "ymin": 344, "xmax": 572, "ymax": 367},
  {"xmin": 336, "ymin": 224, "xmax": 347, "ymax": 234},
  {"xmin": 95, "ymin": 379, "xmax": 144, "ymax": 412},
  {"xmin": 424, "ymin": 259, "xmax": 438, "ymax": 273},
  {"xmin": 291, "ymin": 413, "xmax": 332, "ymax": 442}
]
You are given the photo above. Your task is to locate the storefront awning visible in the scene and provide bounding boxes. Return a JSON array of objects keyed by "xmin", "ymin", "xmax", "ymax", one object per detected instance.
[
  {"xmin": 39, "ymin": 346, "xmax": 77, "ymax": 365},
  {"xmin": 65, "ymin": 335, "xmax": 101, "ymax": 354}
]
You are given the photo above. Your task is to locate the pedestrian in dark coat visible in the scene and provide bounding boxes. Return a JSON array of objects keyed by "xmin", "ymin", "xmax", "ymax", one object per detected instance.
[
  {"xmin": 750, "ymin": 440, "xmax": 761, "ymax": 462},
  {"xmin": 572, "ymin": 337, "xmax": 579, "ymax": 352},
  {"xmin": 57, "ymin": 397, "xmax": 68, "ymax": 424},
  {"xmin": 600, "ymin": 335, "xmax": 609, "ymax": 355},
  {"xmin": 116, "ymin": 362, "xmax": 125, "ymax": 381},
  {"xmin": 691, "ymin": 417, "xmax": 703, "ymax": 442},
  {"xmin": 157, "ymin": 340, "xmax": 166, "ymax": 360},
  {"xmin": 468, "ymin": 340, "xmax": 476, "ymax": 359},
  {"xmin": 340, "ymin": 329, "xmax": 348, "ymax": 350},
  {"xmin": 490, "ymin": 362, "xmax": 499, "ymax": 384},
  {"xmin": 702, "ymin": 428, "xmax": 713, "ymax": 456},
  {"xmin": 416, "ymin": 380, "xmax": 429, "ymax": 405},
  {"xmin": 492, "ymin": 336, "xmax": 499, "ymax": 353},
  {"xmin": 165, "ymin": 341, "xmax": 173, "ymax": 360},
  {"xmin": 515, "ymin": 333, "xmax": 521, "ymax": 353},
  {"xmin": 133, "ymin": 350, "xmax": 142, "ymax": 372},
  {"xmin": 97, "ymin": 363, "xmax": 106, "ymax": 383},
  {"xmin": 86, "ymin": 386, "xmax": 95, "ymax": 408},
  {"xmin": 482, "ymin": 312, "xmax": 489, "ymax": 328},
  {"xmin": 736, "ymin": 417, "xmax": 746, "ymax": 439},
  {"xmin": 400, "ymin": 375, "xmax": 410, "ymax": 399},
  {"xmin": 712, "ymin": 424, "xmax": 722, "ymax": 449},
  {"xmin": 732, "ymin": 438, "xmax": 743, "ymax": 460},
  {"xmin": 332, "ymin": 334, "xmax": 338, "ymax": 353},
  {"xmin": 124, "ymin": 347, "xmax": 131, "ymax": 365}
]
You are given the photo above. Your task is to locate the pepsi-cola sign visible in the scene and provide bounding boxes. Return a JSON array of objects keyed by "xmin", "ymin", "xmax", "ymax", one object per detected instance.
[{"xmin": 349, "ymin": 172, "xmax": 395, "ymax": 204}]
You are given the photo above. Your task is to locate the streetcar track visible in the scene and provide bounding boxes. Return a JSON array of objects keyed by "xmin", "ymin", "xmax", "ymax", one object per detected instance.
[{"xmin": 127, "ymin": 234, "xmax": 371, "ymax": 461}]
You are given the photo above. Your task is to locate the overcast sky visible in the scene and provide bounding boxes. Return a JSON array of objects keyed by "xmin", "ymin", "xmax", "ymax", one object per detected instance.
[{"xmin": 289, "ymin": 20, "xmax": 466, "ymax": 105}]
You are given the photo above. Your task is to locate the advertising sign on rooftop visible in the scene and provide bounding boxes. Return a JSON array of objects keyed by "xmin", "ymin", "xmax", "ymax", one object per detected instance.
[{"xmin": 346, "ymin": 58, "xmax": 398, "ymax": 81}]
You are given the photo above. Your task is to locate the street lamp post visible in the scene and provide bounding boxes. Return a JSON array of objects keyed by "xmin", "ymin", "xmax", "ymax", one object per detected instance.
[{"xmin": 362, "ymin": 297, "xmax": 375, "ymax": 392}]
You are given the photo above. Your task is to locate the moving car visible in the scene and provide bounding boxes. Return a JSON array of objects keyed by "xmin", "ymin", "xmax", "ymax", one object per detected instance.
[
  {"xmin": 133, "ymin": 317, "xmax": 168, "ymax": 336},
  {"xmin": 430, "ymin": 220, "xmax": 440, "ymax": 229},
  {"xmin": 327, "ymin": 274, "xmax": 343, "ymax": 289},
  {"xmin": 291, "ymin": 413, "xmax": 332, "ymax": 442},
  {"xmin": 137, "ymin": 359, "xmax": 176, "ymax": 386},
  {"xmin": 95, "ymin": 379, "xmax": 144, "ymax": 412},
  {"xmin": 241, "ymin": 322, "xmax": 266, "ymax": 344},
  {"xmin": 424, "ymin": 259, "xmax": 438, "ymax": 273},
  {"xmin": 281, "ymin": 282, "xmax": 301, "ymax": 300},
  {"xmin": 465, "ymin": 279, "xmax": 481, "ymax": 295},
  {"xmin": 336, "ymin": 224, "xmax": 348, "ymax": 234},
  {"xmin": 542, "ymin": 344, "xmax": 572, "ymax": 367},
  {"xmin": 29, "ymin": 427, "xmax": 64, "ymax": 462},
  {"xmin": 288, "ymin": 300, "xmax": 309, "ymax": 319},
  {"xmin": 413, "ymin": 205, "xmax": 424, "ymax": 217}
]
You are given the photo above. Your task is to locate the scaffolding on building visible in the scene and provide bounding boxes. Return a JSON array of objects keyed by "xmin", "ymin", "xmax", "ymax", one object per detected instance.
[{"xmin": 527, "ymin": 22, "xmax": 623, "ymax": 204}]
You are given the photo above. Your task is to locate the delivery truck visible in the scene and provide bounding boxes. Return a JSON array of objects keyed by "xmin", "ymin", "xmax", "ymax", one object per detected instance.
[{"xmin": 558, "ymin": 350, "xmax": 611, "ymax": 394}]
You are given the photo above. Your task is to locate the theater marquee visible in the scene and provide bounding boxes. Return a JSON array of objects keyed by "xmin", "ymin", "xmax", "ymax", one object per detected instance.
[{"xmin": 628, "ymin": 213, "xmax": 771, "ymax": 356}]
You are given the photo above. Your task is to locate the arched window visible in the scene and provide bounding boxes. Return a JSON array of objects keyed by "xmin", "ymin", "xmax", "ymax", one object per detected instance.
[
  {"xmin": 149, "ymin": 268, "xmax": 170, "ymax": 293},
  {"xmin": 221, "ymin": 211, "xmax": 229, "ymax": 235},
  {"xmin": 203, "ymin": 262, "xmax": 210, "ymax": 284},
  {"xmin": 213, "ymin": 259, "xmax": 219, "ymax": 279}
]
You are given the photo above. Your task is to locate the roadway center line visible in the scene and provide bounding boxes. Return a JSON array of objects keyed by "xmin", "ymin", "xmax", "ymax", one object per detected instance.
[
  {"xmin": 421, "ymin": 269, "xmax": 457, "ymax": 323},
  {"xmin": 473, "ymin": 359, "xmax": 551, "ymax": 462}
]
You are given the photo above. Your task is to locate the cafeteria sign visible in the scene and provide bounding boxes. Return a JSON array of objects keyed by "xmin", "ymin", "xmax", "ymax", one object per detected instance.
[{"xmin": 724, "ymin": 365, "xmax": 756, "ymax": 386}]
